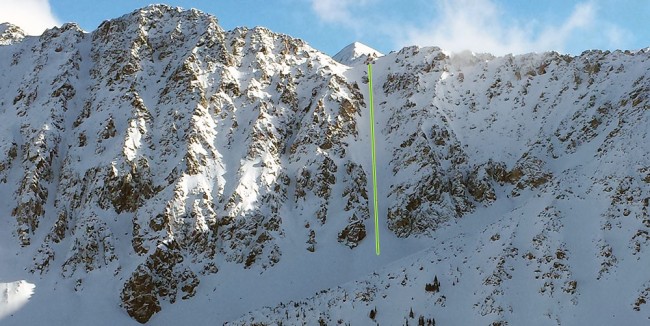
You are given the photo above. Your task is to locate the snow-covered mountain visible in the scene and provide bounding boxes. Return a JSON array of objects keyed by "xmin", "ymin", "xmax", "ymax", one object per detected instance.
[
  {"xmin": 0, "ymin": 5, "xmax": 649, "ymax": 325},
  {"xmin": 333, "ymin": 42, "xmax": 382, "ymax": 66}
]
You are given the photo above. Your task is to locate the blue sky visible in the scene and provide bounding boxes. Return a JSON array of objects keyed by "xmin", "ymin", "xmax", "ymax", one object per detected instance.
[{"xmin": 1, "ymin": 0, "xmax": 648, "ymax": 56}]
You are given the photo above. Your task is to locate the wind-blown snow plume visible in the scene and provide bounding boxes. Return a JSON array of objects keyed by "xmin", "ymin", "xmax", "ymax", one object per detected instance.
[
  {"xmin": 396, "ymin": 0, "xmax": 630, "ymax": 55},
  {"xmin": 0, "ymin": 0, "xmax": 59, "ymax": 35}
]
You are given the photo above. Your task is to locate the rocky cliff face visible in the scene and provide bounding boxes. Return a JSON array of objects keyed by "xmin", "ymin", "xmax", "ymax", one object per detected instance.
[{"xmin": 1, "ymin": 5, "xmax": 649, "ymax": 325}]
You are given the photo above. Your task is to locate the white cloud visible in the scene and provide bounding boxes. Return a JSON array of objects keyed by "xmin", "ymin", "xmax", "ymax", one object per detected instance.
[
  {"xmin": 393, "ymin": 0, "xmax": 628, "ymax": 55},
  {"xmin": 0, "ymin": 0, "xmax": 60, "ymax": 35},
  {"xmin": 311, "ymin": 0, "xmax": 353, "ymax": 24},
  {"xmin": 310, "ymin": 0, "xmax": 373, "ymax": 30},
  {"xmin": 602, "ymin": 23, "xmax": 634, "ymax": 50},
  {"xmin": 534, "ymin": 2, "xmax": 595, "ymax": 51}
]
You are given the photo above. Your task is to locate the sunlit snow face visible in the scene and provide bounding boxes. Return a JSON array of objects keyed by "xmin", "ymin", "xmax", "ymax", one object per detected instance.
[{"xmin": 0, "ymin": 281, "xmax": 36, "ymax": 320}]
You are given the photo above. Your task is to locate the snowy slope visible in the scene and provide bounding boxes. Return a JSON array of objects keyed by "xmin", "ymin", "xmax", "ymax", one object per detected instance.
[
  {"xmin": 0, "ymin": 5, "xmax": 649, "ymax": 326},
  {"xmin": 333, "ymin": 42, "xmax": 382, "ymax": 66}
]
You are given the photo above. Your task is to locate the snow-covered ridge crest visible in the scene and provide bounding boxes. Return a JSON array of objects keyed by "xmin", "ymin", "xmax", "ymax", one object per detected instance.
[
  {"xmin": 0, "ymin": 5, "xmax": 649, "ymax": 326},
  {"xmin": 0, "ymin": 23, "xmax": 26, "ymax": 45}
]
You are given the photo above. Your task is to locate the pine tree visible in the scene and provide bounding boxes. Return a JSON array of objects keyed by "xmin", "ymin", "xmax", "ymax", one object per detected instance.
[
  {"xmin": 425, "ymin": 275, "xmax": 441, "ymax": 292},
  {"xmin": 369, "ymin": 307, "xmax": 377, "ymax": 320}
]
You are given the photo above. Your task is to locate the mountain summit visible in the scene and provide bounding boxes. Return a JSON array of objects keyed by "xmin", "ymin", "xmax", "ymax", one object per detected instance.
[
  {"xmin": 333, "ymin": 41, "xmax": 383, "ymax": 66},
  {"xmin": 1, "ymin": 5, "xmax": 649, "ymax": 325}
]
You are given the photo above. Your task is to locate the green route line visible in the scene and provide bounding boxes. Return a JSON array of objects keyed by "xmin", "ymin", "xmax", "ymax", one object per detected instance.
[{"xmin": 368, "ymin": 64, "xmax": 380, "ymax": 256}]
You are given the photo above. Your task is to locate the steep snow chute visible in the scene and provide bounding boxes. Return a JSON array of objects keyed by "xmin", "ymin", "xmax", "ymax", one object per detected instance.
[{"xmin": 368, "ymin": 63, "xmax": 380, "ymax": 256}]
